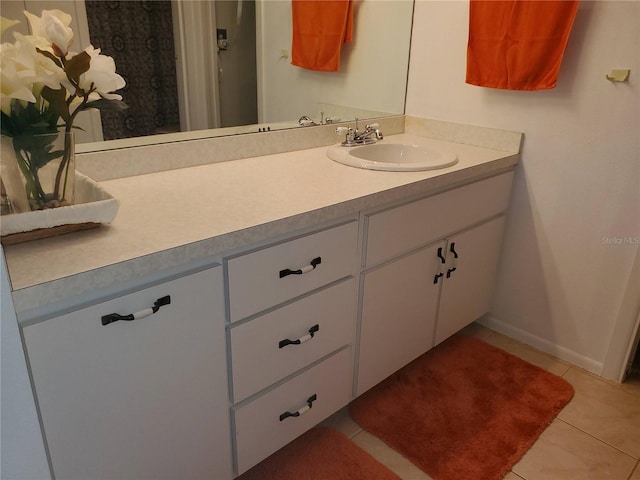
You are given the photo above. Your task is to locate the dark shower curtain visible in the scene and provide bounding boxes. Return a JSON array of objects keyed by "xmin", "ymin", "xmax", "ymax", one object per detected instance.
[{"xmin": 85, "ymin": 1, "xmax": 180, "ymax": 140}]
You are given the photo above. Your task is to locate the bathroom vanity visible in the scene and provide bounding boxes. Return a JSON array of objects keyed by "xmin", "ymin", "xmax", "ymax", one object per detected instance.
[{"xmin": 4, "ymin": 118, "xmax": 521, "ymax": 479}]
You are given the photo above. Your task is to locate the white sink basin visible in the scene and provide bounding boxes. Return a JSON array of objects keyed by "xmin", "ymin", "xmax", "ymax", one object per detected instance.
[{"xmin": 327, "ymin": 143, "xmax": 458, "ymax": 171}]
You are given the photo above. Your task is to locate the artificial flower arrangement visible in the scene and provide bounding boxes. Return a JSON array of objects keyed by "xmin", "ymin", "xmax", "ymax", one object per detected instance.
[{"xmin": 0, "ymin": 9, "xmax": 126, "ymax": 212}]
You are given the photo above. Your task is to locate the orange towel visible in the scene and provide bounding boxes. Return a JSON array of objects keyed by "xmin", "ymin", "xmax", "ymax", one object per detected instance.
[
  {"xmin": 466, "ymin": 0, "xmax": 579, "ymax": 90},
  {"xmin": 291, "ymin": 0, "xmax": 353, "ymax": 72}
]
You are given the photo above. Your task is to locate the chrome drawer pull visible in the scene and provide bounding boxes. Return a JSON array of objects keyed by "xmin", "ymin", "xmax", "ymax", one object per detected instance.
[
  {"xmin": 278, "ymin": 324, "xmax": 320, "ymax": 349},
  {"xmin": 279, "ymin": 394, "xmax": 317, "ymax": 421},
  {"xmin": 101, "ymin": 296, "xmax": 171, "ymax": 326},
  {"xmin": 279, "ymin": 257, "xmax": 322, "ymax": 278}
]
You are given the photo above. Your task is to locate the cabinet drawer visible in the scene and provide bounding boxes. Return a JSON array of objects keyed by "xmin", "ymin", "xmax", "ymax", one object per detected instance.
[
  {"xmin": 233, "ymin": 347, "xmax": 352, "ymax": 475},
  {"xmin": 230, "ymin": 279, "xmax": 356, "ymax": 402},
  {"xmin": 227, "ymin": 221, "xmax": 358, "ymax": 322},
  {"xmin": 365, "ymin": 171, "xmax": 513, "ymax": 266}
]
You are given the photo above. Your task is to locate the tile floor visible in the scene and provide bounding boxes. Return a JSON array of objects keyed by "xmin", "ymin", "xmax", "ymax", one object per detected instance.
[{"xmin": 320, "ymin": 323, "xmax": 640, "ymax": 480}]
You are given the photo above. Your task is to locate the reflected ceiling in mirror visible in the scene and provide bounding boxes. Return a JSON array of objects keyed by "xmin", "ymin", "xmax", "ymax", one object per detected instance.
[{"xmin": 3, "ymin": 0, "xmax": 413, "ymax": 152}]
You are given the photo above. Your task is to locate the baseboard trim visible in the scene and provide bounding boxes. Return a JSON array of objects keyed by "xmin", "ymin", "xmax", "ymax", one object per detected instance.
[{"xmin": 479, "ymin": 315, "xmax": 603, "ymax": 376}]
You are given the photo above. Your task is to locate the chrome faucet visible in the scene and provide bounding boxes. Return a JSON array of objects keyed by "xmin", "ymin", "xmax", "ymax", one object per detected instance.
[
  {"xmin": 336, "ymin": 118, "xmax": 383, "ymax": 146},
  {"xmin": 298, "ymin": 115, "xmax": 317, "ymax": 126}
]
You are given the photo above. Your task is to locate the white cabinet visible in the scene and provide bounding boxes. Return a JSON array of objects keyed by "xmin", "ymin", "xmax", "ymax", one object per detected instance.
[
  {"xmin": 225, "ymin": 221, "xmax": 359, "ymax": 475},
  {"xmin": 356, "ymin": 173, "xmax": 513, "ymax": 395},
  {"xmin": 435, "ymin": 215, "xmax": 506, "ymax": 344},
  {"xmin": 357, "ymin": 243, "xmax": 442, "ymax": 395},
  {"xmin": 364, "ymin": 172, "xmax": 514, "ymax": 267},
  {"xmin": 226, "ymin": 221, "xmax": 358, "ymax": 322},
  {"xmin": 23, "ymin": 266, "xmax": 232, "ymax": 480},
  {"xmin": 19, "ymin": 170, "xmax": 515, "ymax": 478},
  {"xmin": 229, "ymin": 278, "xmax": 356, "ymax": 402},
  {"xmin": 233, "ymin": 348, "xmax": 353, "ymax": 475}
]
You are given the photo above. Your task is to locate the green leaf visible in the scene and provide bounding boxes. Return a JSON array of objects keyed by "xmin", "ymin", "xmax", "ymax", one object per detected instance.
[
  {"xmin": 41, "ymin": 86, "xmax": 71, "ymax": 123},
  {"xmin": 3, "ymin": 99, "xmax": 61, "ymax": 137},
  {"xmin": 1, "ymin": 110, "xmax": 15, "ymax": 136},
  {"xmin": 12, "ymin": 132, "xmax": 63, "ymax": 170}
]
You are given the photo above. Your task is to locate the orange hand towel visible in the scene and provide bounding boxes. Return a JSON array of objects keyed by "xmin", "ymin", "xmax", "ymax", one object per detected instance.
[
  {"xmin": 291, "ymin": 0, "xmax": 353, "ymax": 72},
  {"xmin": 466, "ymin": 0, "xmax": 579, "ymax": 90}
]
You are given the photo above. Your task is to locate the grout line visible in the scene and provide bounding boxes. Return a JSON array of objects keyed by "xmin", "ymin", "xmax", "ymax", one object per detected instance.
[
  {"xmin": 562, "ymin": 365, "xmax": 640, "ymax": 400},
  {"xmin": 348, "ymin": 426, "xmax": 364, "ymax": 440},
  {"xmin": 554, "ymin": 418, "xmax": 639, "ymax": 461},
  {"xmin": 626, "ymin": 459, "xmax": 639, "ymax": 480}
]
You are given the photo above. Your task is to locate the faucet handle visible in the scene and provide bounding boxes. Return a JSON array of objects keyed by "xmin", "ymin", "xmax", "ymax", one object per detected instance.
[
  {"xmin": 366, "ymin": 123, "xmax": 380, "ymax": 130},
  {"xmin": 336, "ymin": 126, "xmax": 356, "ymax": 146}
]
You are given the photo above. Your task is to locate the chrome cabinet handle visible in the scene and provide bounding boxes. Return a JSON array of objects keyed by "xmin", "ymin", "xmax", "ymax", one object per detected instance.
[
  {"xmin": 101, "ymin": 296, "xmax": 171, "ymax": 326},
  {"xmin": 279, "ymin": 257, "xmax": 322, "ymax": 278},
  {"xmin": 279, "ymin": 394, "xmax": 317, "ymax": 421},
  {"xmin": 279, "ymin": 324, "xmax": 320, "ymax": 348}
]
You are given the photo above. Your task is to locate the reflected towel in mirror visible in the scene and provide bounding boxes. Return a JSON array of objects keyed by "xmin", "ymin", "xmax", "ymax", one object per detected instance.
[{"xmin": 291, "ymin": 0, "xmax": 353, "ymax": 72}]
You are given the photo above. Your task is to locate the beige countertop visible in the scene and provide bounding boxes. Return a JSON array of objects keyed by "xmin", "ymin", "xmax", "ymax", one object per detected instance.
[{"xmin": 4, "ymin": 129, "xmax": 520, "ymax": 319}]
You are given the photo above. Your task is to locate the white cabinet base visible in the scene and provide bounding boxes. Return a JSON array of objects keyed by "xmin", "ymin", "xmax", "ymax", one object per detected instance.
[
  {"xmin": 24, "ymin": 267, "xmax": 232, "ymax": 480},
  {"xmin": 436, "ymin": 216, "xmax": 507, "ymax": 344},
  {"xmin": 357, "ymin": 244, "xmax": 442, "ymax": 396}
]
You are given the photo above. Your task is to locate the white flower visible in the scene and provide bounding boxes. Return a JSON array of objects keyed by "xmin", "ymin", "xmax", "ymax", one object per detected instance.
[
  {"xmin": 1, "ymin": 9, "xmax": 125, "ymax": 130},
  {"xmin": 0, "ymin": 33, "xmax": 65, "ymax": 114},
  {"xmin": 0, "ymin": 61, "xmax": 36, "ymax": 113},
  {"xmin": 23, "ymin": 9, "xmax": 73, "ymax": 56},
  {"xmin": 78, "ymin": 46, "xmax": 125, "ymax": 100}
]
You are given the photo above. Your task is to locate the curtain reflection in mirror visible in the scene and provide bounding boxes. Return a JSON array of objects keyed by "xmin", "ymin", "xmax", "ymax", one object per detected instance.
[{"xmin": 85, "ymin": 1, "xmax": 180, "ymax": 140}]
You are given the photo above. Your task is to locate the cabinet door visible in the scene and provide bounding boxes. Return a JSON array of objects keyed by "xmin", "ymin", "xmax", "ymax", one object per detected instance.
[
  {"xmin": 435, "ymin": 216, "xmax": 506, "ymax": 345},
  {"xmin": 356, "ymin": 243, "xmax": 444, "ymax": 396},
  {"xmin": 23, "ymin": 267, "xmax": 232, "ymax": 480}
]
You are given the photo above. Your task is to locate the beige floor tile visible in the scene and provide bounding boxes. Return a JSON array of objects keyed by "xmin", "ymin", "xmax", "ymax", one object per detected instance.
[
  {"xmin": 621, "ymin": 371, "xmax": 640, "ymax": 398},
  {"xmin": 503, "ymin": 473, "xmax": 525, "ymax": 480},
  {"xmin": 481, "ymin": 332, "xmax": 571, "ymax": 377},
  {"xmin": 630, "ymin": 463, "xmax": 640, "ymax": 480},
  {"xmin": 459, "ymin": 321, "xmax": 494, "ymax": 340},
  {"xmin": 351, "ymin": 430, "xmax": 433, "ymax": 480},
  {"xmin": 319, "ymin": 407, "xmax": 362, "ymax": 439},
  {"xmin": 558, "ymin": 368, "xmax": 640, "ymax": 458},
  {"xmin": 512, "ymin": 419, "xmax": 637, "ymax": 480}
]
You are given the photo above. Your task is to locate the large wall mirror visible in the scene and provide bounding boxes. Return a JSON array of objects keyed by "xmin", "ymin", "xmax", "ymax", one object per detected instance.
[{"xmin": 2, "ymin": 0, "xmax": 413, "ymax": 152}]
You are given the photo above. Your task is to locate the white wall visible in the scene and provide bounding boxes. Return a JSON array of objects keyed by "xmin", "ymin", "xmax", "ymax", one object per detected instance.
[
  {"xmin": 257, "ymin": 0, "xmax": 412, "ymax": 123},
  {"xmin": 406, "ymin": 0, "xmax": 639, "ymax": 375}
]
